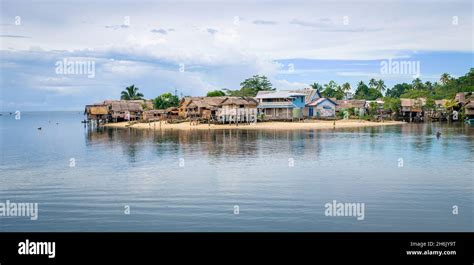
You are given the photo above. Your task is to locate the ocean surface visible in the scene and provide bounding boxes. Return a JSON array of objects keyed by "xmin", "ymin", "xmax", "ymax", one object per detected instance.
[{"xmin": 0, "ymin": 111, "xmax": 472, "ymax": 231}]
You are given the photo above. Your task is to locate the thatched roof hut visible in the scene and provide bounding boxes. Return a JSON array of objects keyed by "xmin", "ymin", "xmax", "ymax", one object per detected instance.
[
  {"xmin": 111, "ymin": 101, "xmax": 143, "ymax": 112},
  {"xmin": 142, "ymin": 109, "xmax": 166, "ymax": 121},
  {"xmin": 401, "ymin": 98, "xmax": 426, "ymax": 112},
  {"xmin": 465, "ymin": 101, "xmax": 474, "ymax": 116},
  {"xmin": 84, "ymin": 104, "xmax": 109, "ymax": 121},
  {"xmin": 219, "ymin": 97, "xmax": 258, "ymax": 107}
]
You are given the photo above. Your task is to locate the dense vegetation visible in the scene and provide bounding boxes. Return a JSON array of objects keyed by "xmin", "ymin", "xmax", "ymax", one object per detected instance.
[
  {"xmin": 119, "ymin": 69, "xmax": 473, "ymax": 113},
  {"xmin": 385, "ymin": 69, "xmax": 474, "ymax": 100},
  {"xmin": 153, "ymin": 93, "xmax": 179, "ymax": 109}
]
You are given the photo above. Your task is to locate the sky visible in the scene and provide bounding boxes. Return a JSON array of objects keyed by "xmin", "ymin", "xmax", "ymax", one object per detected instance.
[{"xmin": 0, "ymin": 0, "xmax": 472, "ymax": 111}]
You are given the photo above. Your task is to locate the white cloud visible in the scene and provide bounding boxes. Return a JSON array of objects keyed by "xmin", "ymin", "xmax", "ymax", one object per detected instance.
[{"xmin": 0, "ymin": 0, "xmax": 472, "ymax": 110}]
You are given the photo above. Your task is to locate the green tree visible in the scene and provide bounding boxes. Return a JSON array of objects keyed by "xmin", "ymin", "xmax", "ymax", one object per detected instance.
[
  {"xmin": 354, "ymin": 81, "xmax": 382, "ymax": 100},
  {"xmin": 376, "ymin": 79, "xmax": 386, "ymax": 92},
  {"xmin": 440, "ymin": 73, "xmax": 451, "ymax": 86},
  {"xmin": 368, "ymin": 102, "xmax": 378, "ymax": 116},
  {"xmin": 369, "ymin": 78, "xmax": 377, "ymax": 89},
  {"xmin": 424, "ymin": 98, "xmax": 436, "ymax": 111},
  {"xmin": 206, "ymin": 90, "xmax": 226, "ymax": 97},
  {"xmin": 321, "ymin": 80, "xmax": 341, "ymax": 99},
  {"xmin": 425, "ymin": 81, "xmax": 433, "ymax": 91},
  {"xmin": 383, "ymin": 97, "xmax": 401, "ymax": 113},
  {"xmin": 412, "ymin": 78, "xmax": 424, "ymax": 90},
  {"xmin": 400, "ymin": 89, "xmax": 430, "ymax": 99},
  {"xmin": 367, "ymin": 88, "xmax": 383, "ymax": 100},
  {"xmin": 385, "ymin": 83, "xmax": 412, "ymax": 98},
  {"xmin": 339, "ymin": 82, "xmax": 352, "ymax": 99},
  {"xmin": 310, "ymin": 82, "xmax": 323, "ymax": 91},
  {"xmin": 228, "ymin": 75, "xmax": 274, "ymax": 96},
  {"xmin": 153, "ymin": 93, "xmax": 179, "ymax": 109},
  {"xmin": 121, "ymin": 85, "xmax": 144, "ymax": 100},
  {"xmin": 341, "ymin": 82, "xmax": 351, "ymax": 93},
  {"xmin": 354, "ymin": 81, "xmax": 369, "ymax": 99}
]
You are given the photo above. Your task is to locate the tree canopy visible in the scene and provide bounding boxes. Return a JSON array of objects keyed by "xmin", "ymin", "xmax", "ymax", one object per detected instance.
[
  {"xmin": 226, "ymin": 75, "xmax": 274, "ymax": 96},
  {"xmin": 353, "ymin": 81, "xmax": 383, "ymax": 100},
  {"xmin": 385, "ymin": 68, "xmax": 473, "ymax": 100},
  {"xmin": 153, "ymin": 93, "xmax": 179, "ymax": 109},
  {"xmin": 206, "ymin": 90, "xmax": 226, "ymax": 97}
]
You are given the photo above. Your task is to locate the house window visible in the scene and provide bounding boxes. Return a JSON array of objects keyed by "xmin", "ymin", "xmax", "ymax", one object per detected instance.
[{"xmin": 239, "ymin": 105, "xmax": 244, "ymax": 108}]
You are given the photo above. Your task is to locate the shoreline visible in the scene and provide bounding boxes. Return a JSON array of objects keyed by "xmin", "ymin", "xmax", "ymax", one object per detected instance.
[{"xmin": 103, "ymin": 119, "xmax": 406, "ymax": 130}]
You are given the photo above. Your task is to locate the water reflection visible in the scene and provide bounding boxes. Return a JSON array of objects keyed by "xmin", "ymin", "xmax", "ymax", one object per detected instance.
[{"xmin": 85, "ymin": 123, "xmax": 473, "ymax": 165}]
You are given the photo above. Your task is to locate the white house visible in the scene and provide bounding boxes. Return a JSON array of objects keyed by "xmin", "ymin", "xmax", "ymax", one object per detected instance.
[{"xmin": 306, "ymin": 98, "xmax": 338, "ymax": 118}]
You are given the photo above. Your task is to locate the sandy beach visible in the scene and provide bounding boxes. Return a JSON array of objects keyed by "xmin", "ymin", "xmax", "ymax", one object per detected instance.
[{"xmin": 103, "ymin": 119, "xmax": 405, "ymax": 130}]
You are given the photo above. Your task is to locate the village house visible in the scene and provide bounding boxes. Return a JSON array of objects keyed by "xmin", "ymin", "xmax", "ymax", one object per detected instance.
[
  {"xmin": 84, "ymin": 99, "xmax": 149, "ymax": 123},
  {"xmin": 455, "ymin": 92, "xmax": 467, "ymax": 105},
  {"xmin": 179, "ymin": 97, "xmax": 226, "ymax": 120},
  {"xmin": 178, "ymin": 96, "xmax": 258, "ymax": 123},
  {"xmin": 108, "ymin": 100, "xmax": 144, "ymax": 122},
  {"xmin": 305, "ymin": 98, "xmax": 338, "ymax": 118},
  {"xmin": 400, "ymin": 98, "xmax": 426, "ymax": 122},
  {"xmin": 335, "ymin": 99, "xmax": 367, "ymax": 116},
  {"xmin": 365, "ymin": 99, "xmax": 385, "ymax": 110},
  {"xmin": 256, "ymin": 91, "xmax": 306, "ymax": 120},
  {"xmin": 142, "ymin": 107, "xmax": 179, "ymax": 122},
  {"xmin": 178, "ymin": 97, "xmax": 198, "ymax": 119},
  {"xmin": 465, "ymin": 101, "xmax": 474, "ymax": 119},
  {"xmin": 84, "ymin": 103, "xmax": 109, "ymax": 122},
  {"xmin": 142, "ymin": 109, "xmax": 167, "ymax": 122},
  {"xmin": 216, "ymin": 97, "xmax": 258, "ymax": 123},
  {"xmin": 166, "ymin": 107, "xmax": 180, "ymax": 120},
  {"xmin": 256, "ymin": 88, "xmax": 320, "ymax": 120}
]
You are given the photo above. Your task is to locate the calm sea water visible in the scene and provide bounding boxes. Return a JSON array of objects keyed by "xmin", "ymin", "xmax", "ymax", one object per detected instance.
[{"xmin": 0, "ymin": 111, "xmax": 472, "ymax": 232}]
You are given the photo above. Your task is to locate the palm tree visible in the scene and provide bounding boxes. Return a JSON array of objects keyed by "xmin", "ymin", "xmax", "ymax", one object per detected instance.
[
  {"xmin": 376, "ymin": 79, "xmax": 386, "ymax": 92},
  {"xmin": 425, "ymin": 81, "xmax": 433, "ymax": 91},
  {"xmin": 341, "ymin": 82, "xmax": 351, "ymax": 92},
  {"xmin": 121, "ymin": 85, "xmax": 144, "ymax": 100},
  {"xmin": 369, "ymin": 78, "xmax": 377, "ymax": 89},
  {"xmin": 412, "ymin": 78, "xmax": 423, "ymax": 90},
  {"xmin": 310, "ymin": 82, "xmax": 323, "ymax": 91},
  {"xmin": 440, "ymin": 73, "xmax": 451, "ymax": 86}
]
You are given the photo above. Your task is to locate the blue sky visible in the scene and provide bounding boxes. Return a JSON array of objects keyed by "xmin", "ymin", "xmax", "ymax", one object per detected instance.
[{"xmin": 0, "ymin": 0, "xmax": 472, "ymax": 110}]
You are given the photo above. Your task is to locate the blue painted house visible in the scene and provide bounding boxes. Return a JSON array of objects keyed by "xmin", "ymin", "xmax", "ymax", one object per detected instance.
[
  {"xmin": 256, "ymin": 88, "xmax": 321, "ymax": 120},
  {"xmin": 256, "ymin": 91, "xmax": 306, "ymax": 120}
]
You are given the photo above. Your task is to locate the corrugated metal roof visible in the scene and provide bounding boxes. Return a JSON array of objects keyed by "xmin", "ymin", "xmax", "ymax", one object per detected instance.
[
  {"xmin": 256, "ymin": 91, "xmax": 306, "ymax": 99},
  {"xmin": 288, "ymin": 88, "xmax": 321, "ymax": 104},
  {"xmin": 307, "ymin": 98, "xmax": 337, "ymax": 107},
  {"xmin": 220, "ymin": 97, "xmax": 257, "ymax": 106}
]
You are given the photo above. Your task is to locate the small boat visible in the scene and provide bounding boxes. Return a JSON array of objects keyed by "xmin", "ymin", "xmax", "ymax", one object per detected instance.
[
  {"xmin": 37, "ymin": 127, "xmax": 42, "ymax": 130},
  {"xmin": 465, "ymin": 118, "xmax": 474, "ymax": 125}
]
